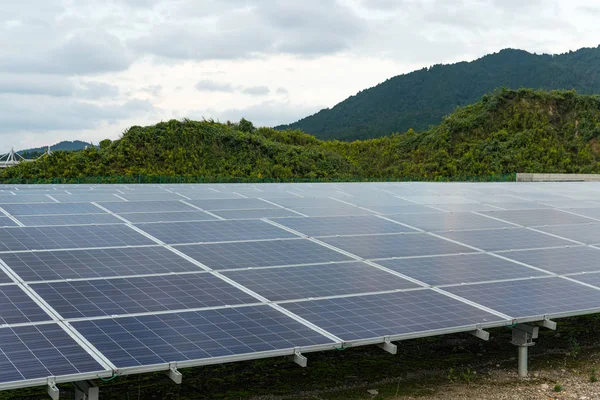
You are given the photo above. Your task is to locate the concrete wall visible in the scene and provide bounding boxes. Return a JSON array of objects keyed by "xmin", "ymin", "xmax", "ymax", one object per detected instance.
[{"xmin": 516, "ymin": 173, "xmax": 600, "ymax": 182}]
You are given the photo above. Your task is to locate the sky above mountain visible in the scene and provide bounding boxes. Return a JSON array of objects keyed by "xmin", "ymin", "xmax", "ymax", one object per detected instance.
[{"xmin": 1, "ymin": 0, "xmax": 599, "ymax": 152}]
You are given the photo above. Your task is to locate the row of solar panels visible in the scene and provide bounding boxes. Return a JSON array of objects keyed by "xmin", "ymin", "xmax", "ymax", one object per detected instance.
[{"xmin": 2, "ymin": 182, "xmax": 600, "ymax": 392}]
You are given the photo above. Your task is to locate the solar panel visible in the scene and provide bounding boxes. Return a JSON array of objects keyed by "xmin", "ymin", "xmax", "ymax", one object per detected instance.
[
  {"xmin": 482, "ymin": 202, "xmax": 549, "ymax": 210},
  {"xmin": 173, "ymin": 191, "xmax": 244, "ymax": 200},
  {"xmin": 1, "ymin": 202, "xmax": 105, "ymax": 216},
  {"xmin": 271, "ymin": 215, "xmax": 416, "ymax": 237},
  {"xmin": 71, "ymin": 305, "xmax": 334, "ymax": 368},
  {"xmin": 262, "ymin": 197, "xmax": 347, "ymax": 208},
  {"xmin": 119, "ymin": 193, "xmax": 186, "ymax": 202},
  {"xmin": 212, "ymin": 208, "xmax": 302, "ymax": 219},
  {"xmin": 0, "ymin": 285, "xmax": 52, "ymax": 324},
  {"xmin": 535, "ymin": 223, "xmax": 600, "ymax": 245},
  {"xmin": 134, "ymin": 220, "xmax": 296, "ymax": 244},
  {"xmin": 0, "ymin": 225, "xmax": 155, "ymax": 252},
  {"xmin": 222, "ymin": 262, "xmax": 420, "ymax": 301},
  {"xmin": 0, "ymin": 195, "xmax": 56, "ymax": 204},
  {"xmin": 400, "ymin": 196, "xmax": 477, "ymax": 205},
  {"xmin": 184, "ymin": 198, "xmax": 268, "ymax": 211},
  {"xmin": 289, "ymin": 207, "xmax": 373, "ymax": 217},
  {"xmin": 31, "ymin": 273, "xmax": 258, "ymax": 318},
  {"xmin": 498, "ymin": 246, "xmax": 600, "ymax": 274},
  {"xmin": 479, "ymin": 209, "xmax": 594, "ymax": 227},
  {"xmin": 174, "ymin": 239, "xmax": 352, "ymax": 270},
  {"xmin": 0, "ymin": 247, "xmax": 203, "ymax": 281},
  {"xmin": 281, "ymin": 290, "xmax": 507, "ymax": 341},
  {"xmin": 0, "ymin": 216, "xmax": 17, "ymax": 227},
  {"xmin": 0, "ymin": 324, "xmax": 105, "ymax": 383},
  {"xmin": 366, "ymin": 205, "xmax": 443, "ymax": 215},
  {"xmin": 430, "ymin": 204, "xmax": 505, "ymax": 212},
  {"xmin": 51, "ymin": 194, "xmax": 125, "ymax": 203},
  {"xmin": 568, "ymin": 273, "xmax": 600, "ymax": 289},
  {"xmin": 437, "ymin": 228, "xmax": 575, "ymax": 252},
  {"xmin": 376, "ymin": 253, "xmax": 551, "ymax": 286},
  {"xmin": 386, "ymin": 212, "xmax": 512, "ymax": 232},
  {"xmin": 559, "ymin": 207, "xmax": 600, "ymax": 219},
  {"xmin": 15, "ymin": 214, "xmax": 123, "ymax": 227},
  {"xmin": 443, "ymin": 277, "xmax": 600, "ymax": 318},
  {"xmin": 117, "ymin": 211, "xmax": 217, "ymax": 223},
  {"xmin": 320, "ymin": 233, "xmax": 473, "ymax": 259},
  {"xmin": 98, "ymin": 201, "xmax": 196, "ymax": 213}
]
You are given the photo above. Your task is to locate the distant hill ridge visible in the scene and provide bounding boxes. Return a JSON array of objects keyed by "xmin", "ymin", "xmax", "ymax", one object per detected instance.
[
  {"xmin": 276, "ymin": 46, "xmax": 600, "ymax": 140},
  {"xmin": 19, "ymin": 140, "xmax": 93, "ymax": 155}
]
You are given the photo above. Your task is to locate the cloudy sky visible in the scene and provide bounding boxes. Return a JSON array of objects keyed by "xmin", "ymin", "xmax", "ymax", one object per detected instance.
[{"xmin": 1, "ymin": 0, "xmax": 599, "ymax": 152}]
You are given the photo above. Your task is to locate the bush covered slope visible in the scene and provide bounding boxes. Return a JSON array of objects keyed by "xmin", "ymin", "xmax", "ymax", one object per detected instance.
[
  {"xmin": 3, "ymin": 89, "xmax": 600, "ymax": 181},
  {"xmin": 277, "ymin": 46, "xmax": 600, "ymax": 140}
]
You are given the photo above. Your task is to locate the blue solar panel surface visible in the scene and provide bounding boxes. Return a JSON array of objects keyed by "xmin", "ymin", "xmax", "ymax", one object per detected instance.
[
  {"xmin": 175, "ymin": 239, "xmax": 352, "ymax": 270},
  {"xmin": 0, "ymin": 324, "xmax": 105, "ymax": 383},
  {"xmin": 71, "ymin": 306, "xmax": 334, "ymax": 368},
  {"xmin": 281, "ymin": 290, "xmax": 506, "ymax": 341},
  {"xmin": 3, "ymin": 182, "xmax": 600, "ymax": 390}
]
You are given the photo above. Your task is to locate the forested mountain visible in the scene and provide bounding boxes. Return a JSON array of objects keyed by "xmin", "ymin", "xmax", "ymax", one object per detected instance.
[
  {"xmin": 2, "ymin": 89, "xmax": 600, "ymax": 181},
  {"xmin": 276, "ymin": 46, "xmax": 600, "ymax": 141},
  {"xmin": 18, "ymin": 141, "xmax": 93, "ymax": 157}
]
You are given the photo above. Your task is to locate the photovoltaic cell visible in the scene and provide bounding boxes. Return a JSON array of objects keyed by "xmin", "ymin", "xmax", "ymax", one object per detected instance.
[
  {"xmin": 480, "ymin": 209, "xmax": 594, "ymax": 227},
  {"xmin": 431, "ymin": 204, "xmax": 506, "ymax": 212},
  {"xmin": 98, "ymin": 201, "xmax": 196, "ymax": 213},
  {"xmin": 0, "ymin": 247, "xmax": 202, "ymax": 281},
  {"xmin": 222, "ymin": 262, "xmax": 420, "ymax": 301},
  {"xmin": 535, "ymin": 223, "xmax": 600, "ymax": 245},
  {"xmin": 289, "ymin": 207, "xmax": 373, "ymax": 217},
  {"xmin": 51, "ymin": 194, "xmax": 124, "ymax": 203},
  {"xmin": 266, "ymin": 197, "xmax": 353, "ymax": 208},
  {"xmin": 272, "ymin": 215, "xmax": 416, "ymax": 237},
  {"xmin": 386, "ymin": 212, "xmax": 512, "ymax": 232},
  {"xmin": 561, "ymin": 208, "xmax": 600, "ymax": 219},
  {"xmin": 119, "ymin": 193, "xmax": 186, "ymax": 202},
  {"xmin": 367, "ymin": 205, "xmax": 443, "ymax": 215},
  {"xmin": 281, "ymin": 290, "xmax": 506, "ymax": 341},
  {"xmin": 437, "ymin": 228, "xmax": 574, "ymax": 252},
  {"xmin": 0, "ymin": 225, "xmax": 155, "ymax": 252},
  {"xmin": 568, "ymin": 273, "xmax": 600, "ymax": 289},
  {"xmin": 117, "ymin": 211, "xmax": 217, "ymax": 223},
  {"xmin": 376, "ymin": 253, "xmax": 550, "ymax": 286},
  {"xmin": 0, "ymin": 324, "xmax": 105, "ymax": 383},
  {"xmin": 1, "ymin": 203, "xmax": 105, "ymax": 216},
  {"xmin": 320, "ymin": 233, "xmax": 473, "ymax": 259},
  {"xmin": 135, "ymin": 220, "xmax": 296, "ymax": 244},
  {"xmin": 174, "ymin": 239, "xmax": 352, "ymax": 270},
  {"xmin": 0, "ymin": 285, "xmax": 52, "ymax": 324},
  {"xmin": 212, "ymin": 208, "xmax": 302, "ymax": 219},
  {"xmin": 31, "ymin": 274, "xmax": 258, "ymax": 318},
  {"xmin": 0, "ymin": 195, "xmax": 55, "ymax": 204},
  {"xmin": 15, "ymin": 214, "xmax": 124, "ymax": 227},
  {"xmin": 0, "ymin": 216, "xmax": 17, "ymax": 227},
  {"xmin": 443, "ymin": 277, "xmax": 600, "ymax": 318},
  {"xmin": 186, "ymin": 198, "xmax": 272, "ymax": 210},
  {"xmin": 497, "ymin": 246, "xmax": 600, "ymax": 274},
  {"xmin": 72, "ymin": 305, "xmax": 334, "ymax": 368}
]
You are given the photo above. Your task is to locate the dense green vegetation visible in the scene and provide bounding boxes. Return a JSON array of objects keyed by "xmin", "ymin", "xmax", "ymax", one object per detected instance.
[
  {"xmin": 2, "ymin": 89, "xmax": 600, "ymax": 181},
  {"xmin": 277, "ymin": 46, "xmax": 600, "ymax": 140}
]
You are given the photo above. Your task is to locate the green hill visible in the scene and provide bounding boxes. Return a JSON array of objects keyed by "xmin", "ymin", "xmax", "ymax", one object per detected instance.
[
  {"xmin": 18, "ymin": 140, "xmax": 93, "ymax": 158},
  {"xmin": 2, "ymin": 89, "xmax": 600, "ymax": 182},
  {"xmin": 276, "ymin": 46, "xmax": 600, "ymax": 141}
]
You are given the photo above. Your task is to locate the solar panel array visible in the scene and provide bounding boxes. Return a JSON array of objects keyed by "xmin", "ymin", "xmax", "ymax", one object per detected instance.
[{"xmin": 2, "ymin": 181, "xmax": 600, "ymax": 391}]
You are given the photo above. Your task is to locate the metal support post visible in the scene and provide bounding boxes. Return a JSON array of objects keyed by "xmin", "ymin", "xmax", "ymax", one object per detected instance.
[
  {"xmin": 289, "ymin": 348, "xmax": 308, "ymax": 367},
  {"xmin": 470, "ymin": 328, "xmax": 490, "ymax": 341},
  {"xmin": 511, "ymin": 324, "xmax": 538, "ymax": 378},
  {"xmin": 73, "ymin": 380, "xmax": 99, "ymax": 400},
  {"xmin": 377, "ymin": 337, "xmax": 398, "ymax": 354},
  {"xmin": 47, "ymin": 377, "xmax": 59, "ymax": 400},
  {"xmin": 166, "ymin": 363, "xmax": 183, "ymax": 384}
]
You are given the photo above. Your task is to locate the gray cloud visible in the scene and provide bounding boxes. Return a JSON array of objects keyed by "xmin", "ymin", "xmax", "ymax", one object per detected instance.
[
  {"xmin": 0, "ymin": 74, "xmax": 75, "ymax": 96},
  {"xmin": 0, "ymin": 95, "xmax": 153, "ymax": 133},
  {"xmin": 76, "ymin": 81, "xmax": 120, "ymax": 99},
  {"xmin": 276, "ymin": 87, "xmax": 289, "ymax": 95},
  {"xmin": 195, "ymin": 80, "xmax": 236, "ymax": 92},
  {"xmin": 242, "ymin": 86, "xmax": 270, "ymax": 96}
]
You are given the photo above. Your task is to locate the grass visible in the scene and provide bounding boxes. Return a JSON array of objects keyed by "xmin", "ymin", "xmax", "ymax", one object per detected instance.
[{"xmin": 3, "ymin": 314, "xmax": 600, "ymax": 400}]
